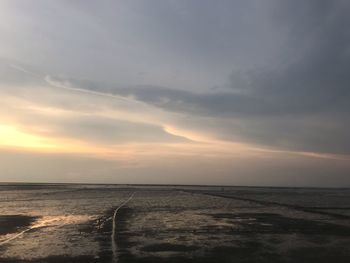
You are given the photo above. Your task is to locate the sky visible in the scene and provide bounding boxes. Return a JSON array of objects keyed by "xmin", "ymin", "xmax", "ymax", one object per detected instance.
[{"xmin": 0, "ymin": 0, "xmax": 349, "ymax": 187}]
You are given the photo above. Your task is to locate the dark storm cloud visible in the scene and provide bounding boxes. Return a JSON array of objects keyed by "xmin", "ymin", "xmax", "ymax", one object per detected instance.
[{"xmin": 48, "ymin": 0, "xmax": 350, "ymax": 155}]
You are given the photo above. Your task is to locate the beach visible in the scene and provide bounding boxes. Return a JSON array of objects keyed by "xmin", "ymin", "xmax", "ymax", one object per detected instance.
[{"xmin": 1, "ymin": 184, "xmax": 350, "ymax": 262}]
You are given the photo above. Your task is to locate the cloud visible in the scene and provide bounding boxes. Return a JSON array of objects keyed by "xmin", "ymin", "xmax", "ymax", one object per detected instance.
[
  {"xmin": 31, "ymin": 114, "xmax": 189, "ymax": 144},
  {"xmin": 0, "ymin": 62, "xmax": 190, "ymax": 150},
  {"xmin": 0, "ymin": 94, "xmax": 189, "ymax": 147},
  {"xmin": 39, "ymin": 0, "xmax": 350, "ymax": 155},
  {"xmin": 1, "ymin": 0, "xmax": 350, "ymax": 185},
  {"xmin": 1, "ymin": 146, "xmax": 349, "ymax": 187}
]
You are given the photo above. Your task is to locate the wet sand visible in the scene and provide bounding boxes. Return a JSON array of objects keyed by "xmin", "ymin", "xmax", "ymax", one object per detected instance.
[
  {"xmin": 0, "ymin": 215, "xmax": 37, "ymax": 235},
  {"xmin": 112, "ymin": 203, "xmax": 350, "ymax": 263},
  {"xmin": 0, "ymin": 185, "xmax": 350, "ymax": 262}
]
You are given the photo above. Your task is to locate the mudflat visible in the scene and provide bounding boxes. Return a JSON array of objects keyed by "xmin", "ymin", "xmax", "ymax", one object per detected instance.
[{"xmin": 0, "ymin": 184, "xmax": 349, "ymax": 262}]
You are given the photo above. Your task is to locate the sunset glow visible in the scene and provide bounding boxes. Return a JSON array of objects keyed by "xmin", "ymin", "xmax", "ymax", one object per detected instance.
[{"xmin": 0, "ymin": 0, "xmax": 349, "ymax": 187}]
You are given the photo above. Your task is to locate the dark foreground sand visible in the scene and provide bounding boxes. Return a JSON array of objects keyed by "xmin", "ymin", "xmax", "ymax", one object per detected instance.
[{"xmin": 0, "ymin": 215, "xmax": 37, "ymax": 235}]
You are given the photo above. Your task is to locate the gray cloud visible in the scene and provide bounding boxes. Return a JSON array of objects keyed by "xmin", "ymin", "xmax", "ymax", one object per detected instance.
[
  {"xmin": 1, "ymin": 0, "xmax": 350, "ymax": 186},
  {"xmin": 44, "ymin": 0, "xmax": 350, "ymax": 155}
]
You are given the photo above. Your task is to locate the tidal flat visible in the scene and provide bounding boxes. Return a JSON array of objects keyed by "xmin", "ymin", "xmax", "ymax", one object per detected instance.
[{"xmin": 0, "ymin": 184, "xmax": 349, "ymax": 262}]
